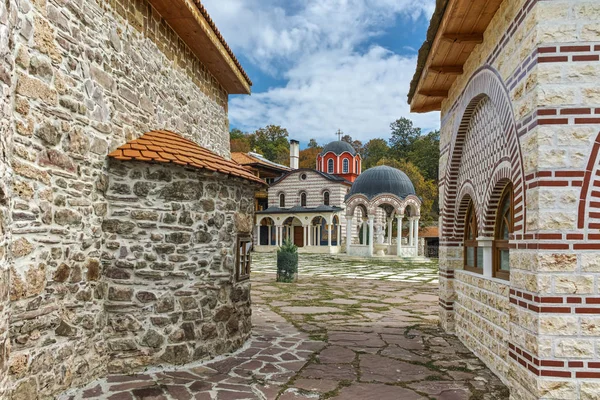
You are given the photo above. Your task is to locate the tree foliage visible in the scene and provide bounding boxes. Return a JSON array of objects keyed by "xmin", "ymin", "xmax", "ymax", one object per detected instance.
[
  {"xmin": 362, "ymin": 138, "xmax": 389, "ymax": 169},
  {"xmin": 389, "ymin": 117, "xmax": 421, "ymax": 160},
  {"xmin": 229, "ymin": 125, "xmax": 290, "ymax": 166}
]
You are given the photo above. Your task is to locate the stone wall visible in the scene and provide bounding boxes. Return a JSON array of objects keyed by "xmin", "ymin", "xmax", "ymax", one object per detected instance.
[
  {"xmin": 437, "ymin": 0, "xmax": 600, "ymax": 398},
  {"xmin": 103, "ymin": 161, "xmax": 254, "ymax": 373},
  {"xmin": 0, "ymin": 1, "xmax": 16, "ymax": 397},
  {"xmin": 1, "ymin": 0, "xmax": 254, "ymax": 398}
]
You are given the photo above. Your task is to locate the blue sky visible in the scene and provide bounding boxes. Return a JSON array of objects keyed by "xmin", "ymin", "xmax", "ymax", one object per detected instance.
[{"xmin": 203, "ymin": 0, "xmax": 440, "ymax": 148}]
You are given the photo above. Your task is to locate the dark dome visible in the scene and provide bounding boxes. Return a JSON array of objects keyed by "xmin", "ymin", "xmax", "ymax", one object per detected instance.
[
  {"xmin": 348, "ymin": 165, "xmax": 416, "ymax": 199},
  {"xmin": 320, "ymin": 140, "xmax": 356, "ymax": 156}
]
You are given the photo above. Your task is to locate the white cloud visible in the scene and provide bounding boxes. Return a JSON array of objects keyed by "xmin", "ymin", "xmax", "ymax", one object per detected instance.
[{"xmin": 202, "ymin": 0, "xmax": 440, "ymax": 144}]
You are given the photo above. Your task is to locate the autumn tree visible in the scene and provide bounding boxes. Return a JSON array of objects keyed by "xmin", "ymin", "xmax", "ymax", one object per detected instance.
[{"xmin": 299, "ymin": 147, "xmax": 322, "ymax": 168}]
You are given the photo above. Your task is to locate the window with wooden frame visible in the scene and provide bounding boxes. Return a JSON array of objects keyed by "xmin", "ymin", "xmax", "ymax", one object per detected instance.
[
  {"xmin": 279, "ymin": 193, "xmax": 285, "ymax": 208},
  {"xmin": 323, "ymin": 191, "xmax": 330, "ymax": 206},
  {"xmin": 236, "ymin": 234, "xmax": 252, "ymax": 281},
  {"xmin": 493, "ymin": 183, "xmax": 513, "ymax": 280},
  {"xmin": 300, "ymin": 192, "xmax": 307, "ymax": 207},
  {"xmin": 464, "ymin": 200, "xmax": 483, "ymax": 273}
]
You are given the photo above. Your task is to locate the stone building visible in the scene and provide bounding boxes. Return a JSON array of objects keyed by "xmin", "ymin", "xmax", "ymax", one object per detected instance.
[
  {"xmin": 0, "ymin": 0, "xmax": 263, "ymax": 398},
  {"xmin": 409, "ymin": 0, "xmax": 600, "ymax": 398}
]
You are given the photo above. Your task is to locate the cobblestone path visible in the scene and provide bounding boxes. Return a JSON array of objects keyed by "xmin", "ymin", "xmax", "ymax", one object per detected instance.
[
  {"xmin": 63, "ymin": 255, "xmax": 508, "ymax": 399},
  {"xmin": 252, "ymin": 253, "xmax": 439, "ymax": 283}
]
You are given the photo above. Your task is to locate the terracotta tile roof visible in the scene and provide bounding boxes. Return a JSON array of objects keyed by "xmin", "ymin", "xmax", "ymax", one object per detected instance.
[
  {"xmin": 193, "ymin": 1, "xmax": 252, "ymax": 87},
  {"xmin": 231, "ymin": 152, "xmax": 256, "ymax": 165},
  {"xmin": 420, "ymin": 226, "xmax": 439, "ymax": 238},
  {"xmin": 232, "ymin": 152, "xmax": 291, "ymax": 172},
  {"xmin": 107, "ymin": 130, "xmax": 264, "ymax": 185}
]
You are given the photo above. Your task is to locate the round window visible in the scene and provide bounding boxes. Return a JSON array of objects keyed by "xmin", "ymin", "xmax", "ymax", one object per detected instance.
[{"xmin": 300, "ymin": 173, "xmax": 307, "ymax": 181}]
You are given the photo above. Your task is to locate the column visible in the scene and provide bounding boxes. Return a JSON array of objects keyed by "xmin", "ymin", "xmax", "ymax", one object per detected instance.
[
  {"xmin": 396, "ymin": 215, "xmax": 403, "ymax": 256},
  {"xmin": 256, "ymin": 224, "xmax": 261, "ymax": 246},
  {"xmin": 328, "ymin": 223, "xmax": 332, "ymax": 247},
  {"xmin": 387, "ymin": 219, "xmax": 392, "ymax": 245},
  {"xmin": 362, "ymin": 218, "xmax": 367, "ymax": 244},
  {"xmin": 368, "ymin": 216, "xmax": 374, "ymax": 257},
  {"xmin": 276, "ymin": 225, "xmax": 280, "ymax": 246},
  {"xmin": 346, "ymin": 218, "xmax": 352, "ymax": 254},
  {"xmin": 409, "ymin": 218, "xmax": 414, "ymax": 247},
  {"xmin": 268, "ymin": 225, "xmax": 272, "ymax": 246},
  {"xmin": 303, "ymin": 225, "xmax": 307, "ymax": 247},
  {"xmin": 414, "ymin": 217, "xmax": 420, "ymax": 254},
  {"xmin": 337, "ymin": 223, "xmax": 341, "ymax": 246}
]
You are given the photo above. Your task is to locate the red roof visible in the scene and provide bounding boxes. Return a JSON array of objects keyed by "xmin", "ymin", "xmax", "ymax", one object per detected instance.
[
  {"xmin": 107, "ymin": 130, "xmax": 264, "ymax": 185},
  {"xmin": 420, "ymin": 226, "xmax": 439, "ymax": 238}
]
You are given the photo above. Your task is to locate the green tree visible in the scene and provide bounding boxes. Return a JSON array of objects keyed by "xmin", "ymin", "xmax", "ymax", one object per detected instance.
[
  {"xmin": 389, "ymin": 117, "xmax": 421, "ymax": 159},
  {"xmin": 307, "ymin": 139, "xmax": 320, "ymax": 149},
  {"xmin": 408, "ymin": 130, "xmax": 440, "ymax": 181},
  {"xmin": 362, "ymin": 138, "xmax": 389, "ymax": 169},
  {"xmin": 341, "ymin": 134, "xmax": 364, "ymax": 156},
  {"xmin": 253, "ymin": 125, "xmax": 290, "ymax": 165},
  {"xmin": 375, "ymin": 158, "xmax": 438, "ymax": 224},
  {"xmin": 230, "ymin": 128, "xmax": 246, "ymax": 140}
]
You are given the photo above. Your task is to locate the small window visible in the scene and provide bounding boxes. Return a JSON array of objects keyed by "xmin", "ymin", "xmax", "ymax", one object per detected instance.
[
  {"xmin": 300, "ymin": 192, "xmax": 307, "ymax": 207},
  {"xmin": 279, "ymin": 193, "xmax": 285, "ymax": 208},
  {"xmin": 328, "ymin": 159, "xmax": 334, "ymax": 174},
  {"xmin": 323, "ymin": 191, "xmax": 330, "ymax": 206},
  {"xmin": 493, "ymin": 183, "xmax": 513, "ymax": 280},
  {"xmin": 300, "ymin": 173, "xmax": 307, "ymax": 181},
  {"xmin": 343, "ymin": 159, "xmax": 349, "ymax": 173},
  {"xmin": 236, "ymin": 235, "xmax": 251, "ymax": 281},
  {"xmin": 464, "ymin": 200, "xmax": 482, "ymax": 273},
  {"xmin": 355, "ymin": 159, "xmax": 358, "ymax": 173}
]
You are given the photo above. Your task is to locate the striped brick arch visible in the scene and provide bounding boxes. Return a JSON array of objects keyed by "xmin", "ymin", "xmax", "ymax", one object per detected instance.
[
  {"xmin": 442, "ymin": 66, "xmax": 525, "ymax": 243},
  {"xmin": 578, "ymin": 131, "xmax": 600, "ymax": 231}
]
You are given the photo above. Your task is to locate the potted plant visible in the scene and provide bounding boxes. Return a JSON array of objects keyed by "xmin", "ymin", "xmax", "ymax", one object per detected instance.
[{"xmin": 276, "ymin": 239, "xmax": 298, "ymax": 283}]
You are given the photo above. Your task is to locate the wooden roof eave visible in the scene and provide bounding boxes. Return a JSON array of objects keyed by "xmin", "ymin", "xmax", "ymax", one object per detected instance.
[
  {"xmin": 148, "ymin": 0, "xmax": 251, "ymax": 95},
  {"xmin": 408, "ymin": 0, "xmax": 502, "ymax": 113}
]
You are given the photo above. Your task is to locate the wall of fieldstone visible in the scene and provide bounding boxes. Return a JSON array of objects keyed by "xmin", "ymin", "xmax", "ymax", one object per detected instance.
[
  {"xmin": 437, "ymin": 0, "xmax": 600, "ymax": 399},
  {"xmin": 0, "ymin": 1, "xmax": 16, "ymax": 397},
  {"xmin": 102, "ymin": 161, "xmax": 254, "ymax": 374},
  {"xmin": 1, "ymin": 0, "xmax": 252, "ymax": 398}
]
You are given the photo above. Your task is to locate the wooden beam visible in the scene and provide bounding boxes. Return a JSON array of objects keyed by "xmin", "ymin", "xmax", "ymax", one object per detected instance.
[
  {"xmin": 418, "ymin": 90, "xmax": 449, "ymax": 97},
  {"xmin": 412, "ymin": 102, "xmax": 442, "ymax": 113},
  {"xmin": 442, "ymin": 33, "xmax": 484, "ymax": 44},
  {"xmin": 429, "ymin": 65, "xmax": 464, "ymax": 75}
]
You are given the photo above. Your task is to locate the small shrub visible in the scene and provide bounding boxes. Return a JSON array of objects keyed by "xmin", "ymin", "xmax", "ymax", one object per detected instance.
[{"xmin": 277, "ymin": 239, "xmax": 298, "ymax": 283}]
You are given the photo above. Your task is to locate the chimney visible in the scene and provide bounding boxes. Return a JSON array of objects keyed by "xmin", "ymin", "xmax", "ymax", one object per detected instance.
[{"xmin": 290, "ymin": 139, "xmax": 299, "ymax": 169}]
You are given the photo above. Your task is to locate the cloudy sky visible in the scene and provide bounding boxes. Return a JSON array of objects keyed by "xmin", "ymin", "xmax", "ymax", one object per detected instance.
[{"xmin": 202, "ymin": 0, "xmax": 440, "ymax": 147}]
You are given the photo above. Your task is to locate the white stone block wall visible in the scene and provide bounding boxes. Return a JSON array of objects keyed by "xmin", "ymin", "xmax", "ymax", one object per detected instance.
[{"xmin": 437, "ymin": 0, "xmax": 600, "ymax": 398}]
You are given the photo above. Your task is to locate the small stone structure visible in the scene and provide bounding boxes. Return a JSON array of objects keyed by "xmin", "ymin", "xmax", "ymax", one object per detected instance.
[
  {"xmin": 409, "ymin": 0, "xmax": 600, "ymax": 398},
  {"xmin": 0, "ymin": 0, "xmax": 262, "ymax": 398}
]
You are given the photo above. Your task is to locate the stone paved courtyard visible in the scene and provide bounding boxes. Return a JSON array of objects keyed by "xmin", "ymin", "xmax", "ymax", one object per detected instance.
[
  {"xmin": 251, "ymin": 253, "xmax": 439, "ymax": 284},
  {"xmin": 62, "ymin": 254, "xmax": 508, "ymax": 399}
]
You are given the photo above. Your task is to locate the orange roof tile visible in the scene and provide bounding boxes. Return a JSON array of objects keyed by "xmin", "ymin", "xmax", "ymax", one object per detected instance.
[
  {"xmin": 420, "ymin": 226, "xmax": 439, "ymax": 238},
  {"xmin": 108, "ymin": 130, "xmax": 265, "ymax": 185}
]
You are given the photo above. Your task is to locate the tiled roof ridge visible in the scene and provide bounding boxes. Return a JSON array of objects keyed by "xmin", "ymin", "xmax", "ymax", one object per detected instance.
[
  {"xmin": 107, "ymin": 130, "xmax": 264, "ymax": 185},
  {"xmin": 193, "ymin": 1, "xmax": 252, "ymax": 86}
]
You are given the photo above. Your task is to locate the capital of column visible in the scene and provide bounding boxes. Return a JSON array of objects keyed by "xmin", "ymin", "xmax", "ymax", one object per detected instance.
[{"xmin": 368, "ymin": 215, "xmax": 375, "ymax": 221}]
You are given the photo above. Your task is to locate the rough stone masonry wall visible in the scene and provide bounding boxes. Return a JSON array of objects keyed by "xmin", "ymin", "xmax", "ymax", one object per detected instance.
[
  {"xmin": 102, "ymin": 161, "xmax": 254, "ymax": 374},
  {"xmin": 3, "ymin": 0, "xmax": 240, "ymax": 398},
  {"xmin": 0, "ymin": 1, "xmax": 16, "ymax": 397},
  {"xmin": 438, "ymin": 0, "xmax": 600, "ymax": 399}
]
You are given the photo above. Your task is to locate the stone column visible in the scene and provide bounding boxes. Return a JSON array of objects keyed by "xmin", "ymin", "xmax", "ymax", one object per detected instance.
[
  {"xmin": 276, "ymin": 225, "xmax": 280, "ymax": 246},
  {"xmin": 368, "ymin": 216, "xmax": 374, "ymax": 257},
  {"xmin": 268, "ymin": 225, "xmax": 272, "ymax": 246},
  {"xmin": 408, "ymin": 218, "xmax": 414, "ymax": 247},
  {"xmin": 387, "ymin": 219, "xmax": 393, "ymax": 245},
  {"xmin": 346, "ymin": 218, "xmax": 352, "ymax": 254},
  {"xmin": 414, "ymin": 217, "xmax": 420, "ymax": 255},
  {"xmin": 396, "ymin": 215, "xmax": 403, "ymax": 256},
  {"xmin": 362, "ymin": 218, "xmax": 367, "ymax": 244},
  {"xmin": 328, "ymin": 223, "xmax": 332, "ymax": 247},
  {"xmin": 337, "ymin": 223, "xmax": 341, "ymax": 246},
  {"xmin": 256, "ymin": 224, "xmax": 261, "ymax": 246}
]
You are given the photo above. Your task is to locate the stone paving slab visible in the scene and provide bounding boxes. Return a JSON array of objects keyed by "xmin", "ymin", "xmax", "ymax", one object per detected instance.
[
  {"xmin": 251, "ymin": 253, "xmax": 439, "ymax": 283},
  {"xmin": 61, "ymin": 254, "xmax": 508, "ymax": 400}
]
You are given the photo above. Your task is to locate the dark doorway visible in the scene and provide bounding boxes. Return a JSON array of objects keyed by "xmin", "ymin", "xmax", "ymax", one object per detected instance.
[{"xmin": 294, "ymin": 226, "xmax": 304, "ymax": 247}]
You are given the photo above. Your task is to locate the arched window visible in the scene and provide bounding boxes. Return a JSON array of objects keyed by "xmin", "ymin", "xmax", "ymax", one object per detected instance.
[
  {"xmin": 327, "ymin": 158, "xmax": 334, "ymax": 173},
  {"xmin": 323, "ymin": 191, "xmax": 330, "ymax": 206},
  {"xmin": 300, "ymin": 192, "xmax": 307, "ymax": 207},
  {"xmin": 355, "ymin": 159, "xmax": 359, "ymax": 173},
  {"xmin": 279, "ymin": 193, "xmax": 285, "ymax": 208},
  {"xmin": 464, "ymin": 200, "xmax": 482, "ymax": 273},
  {"xmin": 343, "ymin": 159, "xmax": 349, "ymax": 173},
  {"xmin": 494, "ymin": 183, "xmax": 513, "ymax": 280}
]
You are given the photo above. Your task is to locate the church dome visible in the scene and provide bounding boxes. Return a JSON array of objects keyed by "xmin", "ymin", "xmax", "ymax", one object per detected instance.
[
  {"xmin": 348, "ymin": 165, "xmax": 415, "ymax": 199},
  {"xmin": 320, "ymin": 140, "xmax": 356, "ymax": 156}
]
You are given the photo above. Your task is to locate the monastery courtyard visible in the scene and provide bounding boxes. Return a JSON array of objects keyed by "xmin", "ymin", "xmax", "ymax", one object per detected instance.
[{"xmin": 62, "ymin": 254, "xmax": 508, "ymax": 400}]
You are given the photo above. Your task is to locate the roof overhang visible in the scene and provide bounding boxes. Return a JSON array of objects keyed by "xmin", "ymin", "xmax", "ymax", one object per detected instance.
[
  {"xmin": 148, "ymin": 0, "xmax": 252, "ymax": 94},
  {"xmin": 408, "ymin": 0, "xmax": 503, "ymax": 112}
]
